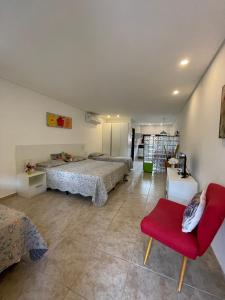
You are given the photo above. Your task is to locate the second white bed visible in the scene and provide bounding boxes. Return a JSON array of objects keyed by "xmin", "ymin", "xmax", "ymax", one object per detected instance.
[{"xmin": 46, "ymin": 159, "xmax": 126, "ymax": 206}]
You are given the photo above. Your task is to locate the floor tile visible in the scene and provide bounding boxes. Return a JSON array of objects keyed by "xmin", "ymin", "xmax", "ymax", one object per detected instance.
[
  {"xmin": 0, "ymin": 161, "xmax": 224, "ymax": 300},
  {"xmin": 17, "ymin": 261, "xmax": 69, "ymax": 300},
  {"xmin": 0, "ymin": 262, "xmax": 29, "ymax": 300},
  {"xmin": 185, "ymin": 251, "xmax": 225, "ymax": 299},
  {"xmin": 121, "ymin": 264, "xmax": 178, "ymax": 300},
  {"xmin": 132, "ymin": 236, "xmax": 225, "ymax": 299},
  {"xmin": 63, "ymin": 290, "xmax": 87, "ymax": 300},
  {"xmin": 46, "ymin": 236, "xmax": 94, "ymax": 289},
  {"xmin": 96, "ymin": 230, "xmax": 136, "ymax": 262},
  {"xmin": 73, "ymin": 250, "xmax": 129, "ymax": 300},
  {"xmin": 132, "ymin": 236, "xmax": 180, "ymax": 279},
  {"xmin": 178, "ymin": 285, "xmax": 222, "ymax": 300}
]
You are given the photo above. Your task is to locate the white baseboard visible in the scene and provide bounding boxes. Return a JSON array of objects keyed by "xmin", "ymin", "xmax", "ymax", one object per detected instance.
[{"xmin": 0, "ymin": 192, "xmax": 16, "ymax": 199}]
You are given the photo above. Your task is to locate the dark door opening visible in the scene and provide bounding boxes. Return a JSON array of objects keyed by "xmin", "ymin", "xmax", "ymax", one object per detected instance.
[{"xmin": 131, "ymin": 128, "xmax": 135, "ymax": 161}]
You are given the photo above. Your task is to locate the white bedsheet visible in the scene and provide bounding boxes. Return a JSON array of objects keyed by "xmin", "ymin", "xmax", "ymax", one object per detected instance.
[
  {"xmin": 90, "ymin": 155, "xmax": 133, "ymax": 173},
  {"xmin": 46, "ymin": 159, "xmax": 126, "ymax": 206}
]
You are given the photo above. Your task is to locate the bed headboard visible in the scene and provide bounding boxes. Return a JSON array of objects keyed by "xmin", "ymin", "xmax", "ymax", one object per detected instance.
[{"xmin": 15, "ymin": 143, "xmax": 85, "ymax": 173}]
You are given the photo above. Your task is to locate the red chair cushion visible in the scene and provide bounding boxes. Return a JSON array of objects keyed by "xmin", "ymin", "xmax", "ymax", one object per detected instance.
[
  {"xmin": 197, "ymin": 183, "xmax": 225, "ymax": 256},
  {"xmin": 140, "ymin": 198, "xmax": 199, "ymax": 259}
]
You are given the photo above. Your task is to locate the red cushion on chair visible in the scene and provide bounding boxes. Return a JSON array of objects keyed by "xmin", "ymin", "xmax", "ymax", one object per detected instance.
[
  {"xmin": 197, "ymin": 183, "xmax": 225, "ymax": 256},
  {"xmin": 140, "ymin": 198, "xmax": 199, "ymax": 259}
]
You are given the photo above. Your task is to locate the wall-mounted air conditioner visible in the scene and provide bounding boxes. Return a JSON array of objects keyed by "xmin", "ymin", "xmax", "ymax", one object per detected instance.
[{"xmin": 85, "ymin": 112, "xmax": 101, "ymax": 125}]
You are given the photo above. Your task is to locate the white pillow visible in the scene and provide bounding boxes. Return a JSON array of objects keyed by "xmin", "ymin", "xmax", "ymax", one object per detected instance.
[
  {"xmin": 88, "ymin": 152, "xmax": 104, "ymax": 158},
  {"xmin": 182, "ymin": 190, "xmax": 206, "ymax": 233},
  {"xmin": 36, "ymin": 159, "xmax": 66, "ymax": 168}
]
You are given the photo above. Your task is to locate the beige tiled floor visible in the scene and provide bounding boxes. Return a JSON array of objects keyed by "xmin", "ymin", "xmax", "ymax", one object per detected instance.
[{"xmin": 0, "ymin": 161, "xmax": 225, "ymax": 300}]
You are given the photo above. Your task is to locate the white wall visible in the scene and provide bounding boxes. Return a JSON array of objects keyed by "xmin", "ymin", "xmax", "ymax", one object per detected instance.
[
  {"xmin": 176, "ymin": 42, "xmax": 225, "ymax": 273},
  {"xmin": 0, "ymin": 78, "xmax": 102, "ymax": 198}
]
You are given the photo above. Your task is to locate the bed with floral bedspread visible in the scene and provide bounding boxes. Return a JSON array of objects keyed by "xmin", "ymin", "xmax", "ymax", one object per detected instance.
[
  {"xmin": 89, "ymin": 154, "xmax": 133, "ymax": 174},
  {"xmin": 46, "ymin": 159, "xmax": 126, "ymax": 206},
  {"xmin": 0, "ymin": 205, "xmax": 48, "ymax": 273}
]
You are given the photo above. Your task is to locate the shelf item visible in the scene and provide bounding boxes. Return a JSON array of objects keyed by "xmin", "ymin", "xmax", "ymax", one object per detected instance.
[
  {"xmin": 17, "ymin": 171, "xmax": 46, "ymax": 198},
  {"xmin": 143, "ymin": 161, "xmax": 153, "ymax": 173},
  {"xmin": 166, "ymin": 168, "xmax": 198, "ymax": 205},
  {"xmin": 137, "ymin": 144, "xmax": 144, "ymax": 158},
  {"xmin": 144, "ymin": 135, "xmax": 179, "ymax": 172}
]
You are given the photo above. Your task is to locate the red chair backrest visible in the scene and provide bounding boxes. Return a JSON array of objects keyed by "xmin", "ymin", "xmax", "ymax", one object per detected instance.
[{"xmin": 197, "ymin": 183, "xmax": 225, "ymax": 256}]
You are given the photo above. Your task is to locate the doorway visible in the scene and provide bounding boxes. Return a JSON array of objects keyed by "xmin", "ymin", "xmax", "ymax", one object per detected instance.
[{"xmin": 131, "ymin": 128, "xmax": 135, "ymax": 161}]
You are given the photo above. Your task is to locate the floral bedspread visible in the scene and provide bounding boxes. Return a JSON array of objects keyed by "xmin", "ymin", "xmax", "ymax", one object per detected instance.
[
  {"xmin": 90, "ymin": 155, "xmax": 133, "ymax": 173},
  {"xmin": 46, "ymin": 159, "xmax": 126, "ymax": 206},
  {"xmin": 0, "ymin": 205, "xmax": 48, "ymax": 273}
]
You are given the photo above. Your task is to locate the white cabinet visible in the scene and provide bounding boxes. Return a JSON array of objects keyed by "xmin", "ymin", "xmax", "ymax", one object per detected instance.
[
  {"xmin": 111, "ymin": 123, "xmax": 121, "ymax": 156},
  {"xmin": 17, "ymin": 171, "xmax": 46, "ymax": 198},
  {"xmin": 120, "ymin": 123, "xmax": 131, "ymax": 156},
  {"xmin": 102, "ymin": 123, "xmax": 111, "ymax": 155},
  {"xmin": 102, "ymin": 122, "xmax": 131, "ymax": 156},
  {"xmin": 166, "ymin": 168, "xmax": 198, "ymax": 205}
]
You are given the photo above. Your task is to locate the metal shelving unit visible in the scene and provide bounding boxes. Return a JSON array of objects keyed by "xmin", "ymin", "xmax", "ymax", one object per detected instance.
[{"xmin": 144, "ymin": 135, "xmax": 179, "ymax": 172}]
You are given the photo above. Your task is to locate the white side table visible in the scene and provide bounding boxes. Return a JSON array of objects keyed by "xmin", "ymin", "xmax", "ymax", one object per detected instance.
[
  {"xmin": 17, "ymin": 171, "xmax": 46, "ymax": 198},
  {"xmin": 166, "ymin": 168, "xmax": 198, "ymax": 205}
]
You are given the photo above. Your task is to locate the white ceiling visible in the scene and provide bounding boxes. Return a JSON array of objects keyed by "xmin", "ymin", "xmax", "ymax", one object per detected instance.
[{"xmin": 1, "ymin": 0, "xmax": 225, "ymax": 123}]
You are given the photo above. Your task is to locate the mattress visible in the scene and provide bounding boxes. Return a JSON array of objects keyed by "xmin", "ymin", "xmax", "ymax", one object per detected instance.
[
  {"xmin": 90, "ymin": 155, "xmax": 133, "ymax": 173},
  {"xmin": 46, "ymin": 159, "xmax": 126, "ymax": 206}
]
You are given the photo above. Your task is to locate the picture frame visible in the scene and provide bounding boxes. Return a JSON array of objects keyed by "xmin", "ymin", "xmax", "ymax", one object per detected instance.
[
  {"xmin": 46, "ymin": 112, "xmax": 72, "ymax": 129},
  {"xmin": 219, "ymin": 85, "xmax": 225, "ymax": 138}
]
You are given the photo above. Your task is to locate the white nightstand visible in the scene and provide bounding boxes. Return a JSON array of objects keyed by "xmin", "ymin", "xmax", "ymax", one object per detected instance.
[{"xmin": 17, "ymin": 171, "xmax": 47, "ymax": 198}]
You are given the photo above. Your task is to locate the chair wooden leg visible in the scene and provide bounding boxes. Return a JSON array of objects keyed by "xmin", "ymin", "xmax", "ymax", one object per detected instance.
[
  {"xmin": 177, "ymin": 256, "xmax": 188, "ymax": 293},
  {"xmin": 144, "ymin": 237, "xmax": 153, "ymax": 265}
]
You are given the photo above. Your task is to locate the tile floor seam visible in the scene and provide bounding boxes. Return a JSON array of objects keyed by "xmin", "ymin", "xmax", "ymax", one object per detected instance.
[
  {"xmin": 63, "ymin": 257, "xmax": 94, "ymax": 299},
  {"xmin": 144, "ymin": 265, "xmax": 217, "ymax": 295},
  {"xmin": 96, "ymin": 247, "xmax": 224, "ymax": 300},
  {"xmin": 1, "ymin": 162, "xmax": 225, "ymax": 299},
  {"xmin": 180, "ymin": 283, "xmax": 224, "ymax": 300},
  {"xmin": 133, "ymin": 261, "xmax": 225, "ymax": 300},
  {"xmin": 119, "ymin": 263, "xmax": 132, "ymax": 300},
  {"xmin": 65, "ymin": 286, "xmax": 89, "ymax": 300},
  {"xmin": 146, "ymin": 179, "xmax": 153, "ymax": 199},
  {"xmin": 103, "ymin": 198, "xmax": 131, "ymax": 232},
  {"xmin": 96, "ymin": 247, "xmax": 178, "ymax": 283}
]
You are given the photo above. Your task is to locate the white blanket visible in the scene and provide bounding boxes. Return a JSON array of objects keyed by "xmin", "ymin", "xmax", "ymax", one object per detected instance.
[
  {"xmin": 46, "ymin": 159, "xmax": 126, "ymax": 206},
  {"xmin": 90, "ymin": 155, "xmax": 133, "ymax": 173}
]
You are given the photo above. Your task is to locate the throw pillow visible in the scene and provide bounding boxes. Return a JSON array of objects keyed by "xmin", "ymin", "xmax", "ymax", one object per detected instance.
[
  {"xmin": 36, "ymin": 160, "xmax": 66, "ymax": 168},
  {"xmin": 72, "ymin": 155, "xmax": 86, "ymax": 162},
  {"xmin": 61, "ymin": 152, "xmax": 72, "ymax": 162},
  {"xmin": 182, "ymin": 190, "xmax": 206, "ymax": 233},
  {"xmin": 50, "ymin": 153, "xmax": 62, "ymax": 160},
  {"xmin": 88, "ymin": 152, "xmax": 104, "ymax": 158}
]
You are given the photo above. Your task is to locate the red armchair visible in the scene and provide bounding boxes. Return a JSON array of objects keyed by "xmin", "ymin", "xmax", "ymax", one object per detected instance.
[{"xmin": 140, "ymin": 183, "xmax": 225, "ymax": 292}]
